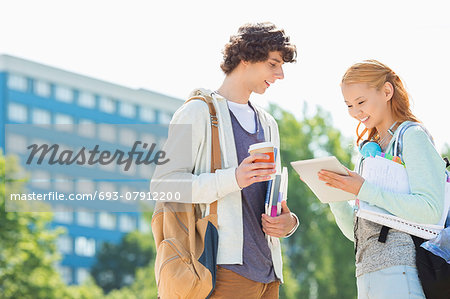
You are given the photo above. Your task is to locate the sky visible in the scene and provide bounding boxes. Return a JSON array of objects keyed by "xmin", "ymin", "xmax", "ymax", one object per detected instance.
[{"xmin": 1, "ymin": 0, "xmax": 449, "ymax": 152}]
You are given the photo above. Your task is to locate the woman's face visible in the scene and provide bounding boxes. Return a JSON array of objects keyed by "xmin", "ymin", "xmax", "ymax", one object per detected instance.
[{"xmin": 341, "ymin": 82, "xmax": 393, "ymax": 130}]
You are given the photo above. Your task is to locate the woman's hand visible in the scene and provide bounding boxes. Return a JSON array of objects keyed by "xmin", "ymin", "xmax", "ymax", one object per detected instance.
[{"xmin": 318, "ymin": 168, "xmax": 365, "ymax": 195}]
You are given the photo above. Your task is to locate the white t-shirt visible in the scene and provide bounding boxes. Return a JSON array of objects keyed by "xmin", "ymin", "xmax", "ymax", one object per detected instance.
[{"xmin": 227, "ymin": 100, "xmax": 256, "ymax": 134}]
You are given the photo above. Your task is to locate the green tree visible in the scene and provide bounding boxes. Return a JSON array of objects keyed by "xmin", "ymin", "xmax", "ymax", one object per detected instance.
[
  {"xmin": 97, "ymin": 213, "xmax": 158, "ymax": 299},
  {"xmin": 269, "ymin": 104, "xmax": 357, "ymax": 299},
  {"xmin": 66, "ymin": 277, "xmax": 104, "ymax": 299},
  {"xmin": 104, "ymin": 261, "xmax": 158, "ymax": 299},
  {"xmin": 91, "ymin": 230, "xmax": 156, "ymax": 294},
  {"xmin": 0, "ymin": 152, "xmax": 70, "ymax": 298}
]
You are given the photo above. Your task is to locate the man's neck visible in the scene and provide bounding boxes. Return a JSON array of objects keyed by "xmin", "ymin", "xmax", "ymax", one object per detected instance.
[{"xmin": 216, "ymin": 73, "xmax": 251, "ymax": 104}]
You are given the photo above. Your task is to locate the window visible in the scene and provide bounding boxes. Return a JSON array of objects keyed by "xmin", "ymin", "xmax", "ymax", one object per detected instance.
[
  {"xmin": 57, "ymin": 265, "xmax": 72, "ymax": 284},
  {"xmin": 79, "ymin": 118, "xmax": 94, "ymax": 125},
  {"xmin": 99, "ymin": 212, "xmax": 116, "ymax": 230},
  {"xmin": 78, "ymin": 92, "xmax": 96, "ymax": 109},
  {"xmin": 7, "ymin": 74, "xmax": 27, "ymax": 91},
  {"xmin": 32, "ymin": 108, "xmax": 51, "ymax": 124},
  {"xmin": 57, "ymin": 235, "xmax": 73, "ymax": 254},
  {"xmin": 140, "ymin": 106, "xmax": 155, "ymax": 122},
  {"xmin": 53, "ymin": 207, "xmax": 73, "ymax": 224},
  {"xmin": 99, "ymin": 97, "xmax": 116, "ymax": 114},
  {"xmin": 75, "ymin": 237, "xmax": 96, "ymax": 257},
  {"xmin": 77, "ymin": 209, "xmax": 96, "ymax": 227},
  {"xmin": 139, "ymin": 217, "xmax": 150, "ymax": 233},
  {"xmin": 98, "ymin": 182, "xmax": 115, "ymax": 193},
  {"xmin": 54, "ymin": 114, "xmax": 74, "ymax": 132},
  {"xmin": 99, "ymin": 157, "xmax": 116, "ymax": 172},
  {"xmin": 159, "ymin": 111, "xmax": 173, "ymax": 125},
  {"xmin": 120, "ymin": 185, "xmax": 132, "ymax": 197},
  {"xmin": 140, "ymin": 164, "xmax": 155, "ymax": 178},
  {"xmin": 76, "ymin": 180, "xmax": 95, "ymax": 194},
  {"xmin": 141, "ymin": 133, "xmax": 156, "ymax": 145},
  {"xmin": 98, "ymin": 124, "xmax": 116, "ymax": 143},
  {"xmin": 78, "ymin": 119, "xmax": 95, "ymax": 138},
  {"xmin": 120, "ymin": 161, "xmax": 136, "ymax": 176},
  {"xmin": 98, "ymin": 270, "xmax": 114, "ymax": 286},
  {"xmin": 77, "ymin": 267, "xmax": 90, "ymax": 284},
  {"xmin": 122, "ymin": 274, "xmax": 134, "ymax": 285},
  {"xmin": 54, "ymin": 174, "xmax": 73, "ymax": 192},
  {"xmin": 31, "ymin": 170, "xmax": 51, "ymax": 189},
  {"xmin": 119, "ymin": 128, "xmax": 137, "ymax": 146},
  {"xmin": 54, "ymin": 113, "xmax": 73, "ymax": 124},
  {"xmin": 30, "ymin": 138, "xmax": 47, "ymax": 149},
  {"xmin": 55, "ymin": 85, "xmax": 73, "ymax": 103},
  {"xmin": 8, "ymin": 103, "xmax": 27, "ymax": 122},
  {"xmin": 119, "ymin": 214, "xmax": 136, "ymax": 232},
  {"xmin": 6, "ymin": 134, "xmax": 27, "ymax": 154},
  {"xmin": 119, "ymin": 102, "xmax": 136, "ymax": 118},
  {"xmin": 34, "ymin": 80, "xmax": 51, "ymax": 97}
]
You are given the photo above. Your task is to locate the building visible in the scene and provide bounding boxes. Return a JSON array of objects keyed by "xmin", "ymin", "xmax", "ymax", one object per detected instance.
[{"xmin": 0, "ymin": 54, "xmax": 183, "ymax": 284}]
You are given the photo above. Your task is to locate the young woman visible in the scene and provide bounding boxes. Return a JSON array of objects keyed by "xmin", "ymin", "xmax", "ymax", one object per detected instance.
[{"xmin": 317, "ymin": 60, "xmax": 446, "ymax": 299}]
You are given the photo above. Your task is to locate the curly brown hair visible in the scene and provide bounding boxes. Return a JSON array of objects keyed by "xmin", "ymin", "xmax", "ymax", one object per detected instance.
[{"xmin": 220, "ymin": 22, "xmax": 297, "ymax": 74}]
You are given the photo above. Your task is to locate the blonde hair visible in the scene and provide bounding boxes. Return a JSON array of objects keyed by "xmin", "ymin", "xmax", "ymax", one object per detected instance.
[{"xmin": 341, "ymin": 60, "xmax": 420, "ymax": 145}]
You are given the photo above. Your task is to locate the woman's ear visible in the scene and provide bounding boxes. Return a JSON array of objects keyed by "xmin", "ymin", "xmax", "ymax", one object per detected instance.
[{"xmin": 384, "ymin": 82, "xmax": 394, "ymax": 102}]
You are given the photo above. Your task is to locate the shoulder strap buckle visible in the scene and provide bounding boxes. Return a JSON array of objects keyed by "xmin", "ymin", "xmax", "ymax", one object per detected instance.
[{"xmin": 210, "ymin": 115, "xmax": 218, "ymax": 127}]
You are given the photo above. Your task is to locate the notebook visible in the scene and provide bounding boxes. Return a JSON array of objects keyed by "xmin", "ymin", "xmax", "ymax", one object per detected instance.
[
  {"xmin": 356, "ymin": 155, "xmax": 449, "ymax": 240},
  {"xmin": 290, "ymin": 156, "xmax": 356, "ymax": 203}
]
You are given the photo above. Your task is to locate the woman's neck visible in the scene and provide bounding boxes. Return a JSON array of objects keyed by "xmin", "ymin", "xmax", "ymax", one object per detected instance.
[{"xmin": 376, "ymin": 117, "xmax": 398, "ymax": 151}]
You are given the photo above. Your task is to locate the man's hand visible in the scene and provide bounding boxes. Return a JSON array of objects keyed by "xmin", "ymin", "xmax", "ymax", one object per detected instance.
[
  {"xmin": 261, "ymin": 200, "xmax": 297, "ymax": 238},
  {"xmin": 235, "ymin": 154, "xmax": 276, "ymax": 189}
]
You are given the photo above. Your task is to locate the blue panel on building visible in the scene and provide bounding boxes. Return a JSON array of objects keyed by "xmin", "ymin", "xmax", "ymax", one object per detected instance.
[{"xmin": 0, "ymin": 56, "xmax": 181, "ymax": 285}]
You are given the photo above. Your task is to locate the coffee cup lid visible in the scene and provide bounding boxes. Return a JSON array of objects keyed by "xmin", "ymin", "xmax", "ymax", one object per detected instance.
[{"xmin": 248, "ymin": 141, "xmax": 274, "ymax": 153}]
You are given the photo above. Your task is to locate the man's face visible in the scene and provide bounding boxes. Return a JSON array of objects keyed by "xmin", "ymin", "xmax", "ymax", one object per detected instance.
[{"xmin": 244, "ymin": 51, "xmax": 285, "ymax": 94}]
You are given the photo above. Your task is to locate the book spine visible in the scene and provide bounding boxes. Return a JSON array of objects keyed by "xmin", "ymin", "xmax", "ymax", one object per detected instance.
[
  {"xmin": 265, "ymin": 148, "xmax": 277, "ymax": 214},
  {"xmin": 270, "ymin": 175, "xmax": 281, "ymax": 217}
]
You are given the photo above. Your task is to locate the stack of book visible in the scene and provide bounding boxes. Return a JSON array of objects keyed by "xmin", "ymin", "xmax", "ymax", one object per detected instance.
[{"xmin": 264, "ymin": 148, "xmax": 288, "ymax": 217}]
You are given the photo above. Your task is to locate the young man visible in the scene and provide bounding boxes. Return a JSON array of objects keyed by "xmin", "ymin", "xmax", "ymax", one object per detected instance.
[{"xmin": 152, "ymin": 22, "xmax": 299, "ymax": 298}]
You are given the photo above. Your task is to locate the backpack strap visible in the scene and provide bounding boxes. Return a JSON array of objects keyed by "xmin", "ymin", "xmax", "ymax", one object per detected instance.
[
  {"xmin": 378, "ymin": 225, "xmax": 391, "ymax": 243},
  {"xmin": 444, "ymin": 157, "xmax": 450, "ymax": 169},
  {"xmin": 184, "ymin": 95, "xmax": 221, "ymax": 215},
  {"xmin": 392, "ymin": 122, "xmax": 434, "ymax": 159},
  {"xmin": 379, "ymin": 122, "xmax": 438, "ymax": 243}
]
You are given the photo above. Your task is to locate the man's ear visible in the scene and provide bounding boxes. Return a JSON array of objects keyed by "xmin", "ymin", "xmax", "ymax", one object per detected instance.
[{"xmin": 384, "ymin": 82, "xmax": 394, "ymax": 102}]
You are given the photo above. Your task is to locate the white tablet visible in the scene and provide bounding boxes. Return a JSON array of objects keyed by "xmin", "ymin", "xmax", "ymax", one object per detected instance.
[{"xmin": 290, "ymin": 156, "xmax": 356, "ymax": 203}]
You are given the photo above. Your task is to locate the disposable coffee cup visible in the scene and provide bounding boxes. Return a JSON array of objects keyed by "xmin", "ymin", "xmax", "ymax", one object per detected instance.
[{"xmin": 248, "ymin": 141, "xmax": 275, "ymax": 178}]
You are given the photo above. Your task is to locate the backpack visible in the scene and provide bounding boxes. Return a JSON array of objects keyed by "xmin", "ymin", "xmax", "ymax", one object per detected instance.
[
  {"xmin": 378, "ymin": 121, "xmax": 450, "ymax": 299},
  {"xmin": 151, "ymin": 95, "xmax": 221, "ymax": 299}
]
